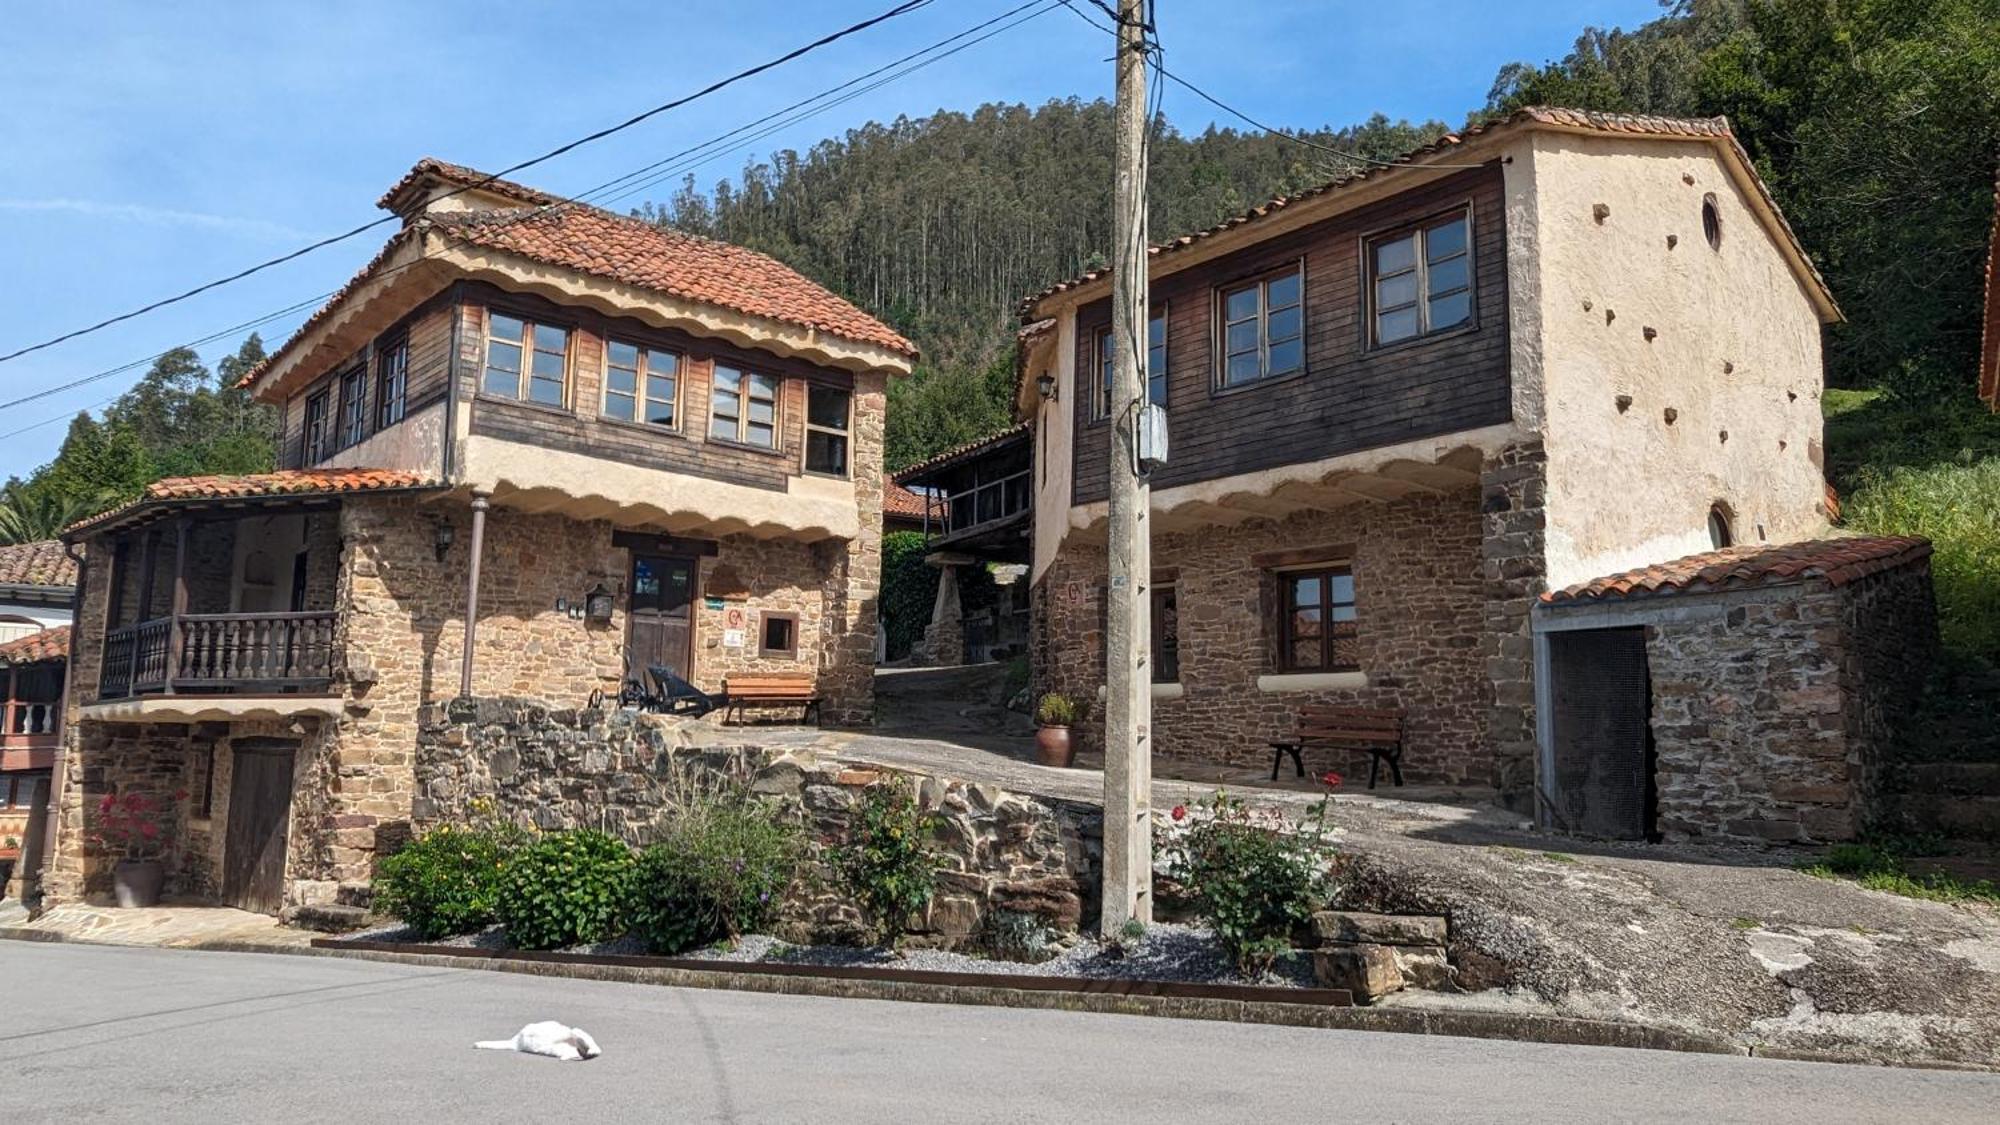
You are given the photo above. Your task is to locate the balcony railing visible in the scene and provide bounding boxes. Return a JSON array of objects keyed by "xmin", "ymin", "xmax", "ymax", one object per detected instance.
[
  {"xmin": 923, "ymin": 469, "xmax": 1032, "ymax": 545},
  {"xmin": 98, "ymin": 611, "xmax": 337, "ymax": 700}
]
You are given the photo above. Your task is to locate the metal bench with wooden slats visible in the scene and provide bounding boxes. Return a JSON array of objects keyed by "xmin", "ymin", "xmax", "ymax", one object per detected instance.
[
  {"xmin": 1269, "ymin": 705, "xmax": 1405, "ymax": 789},
  {"xmin": 720, "ymin": 673, "xmax": 821, "ymax": 726}
]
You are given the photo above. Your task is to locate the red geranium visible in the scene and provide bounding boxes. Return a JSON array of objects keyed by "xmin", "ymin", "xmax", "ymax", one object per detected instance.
[
  {"xmin": 1170, "ymin": 804, "xmax": 1187, "ymax": 822},
  {"xmin": 1319, "ymin": 771, "xmax": 1344, "ymax": 790}
]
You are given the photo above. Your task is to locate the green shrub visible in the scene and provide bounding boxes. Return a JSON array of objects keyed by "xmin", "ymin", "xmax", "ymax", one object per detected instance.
[
  {"xmin": 373, "ymin": 823, "xmax": 523, "ymax": 940},
  {"xmin": 630, "ymin": 796, "xmax": 806, "ymax": 954},
  {"xmin": 494, "ymin": 829, "xmax": 635, "ymax": 950},
  {"xmin": 1799, "ymin": 839, "xmax": 2000, "ymax": 906},
  {"xmin": 1035, "ymin": 692, "xmax": 1076, "ymax": 726},
  {"xmin": 880, "ymin": 529, "xmax": 999, "ymax": 660},
  {"xmin": 834, "ymin": 780, "xmax": 940, "ymax": 941},
  {"xmin": 1161, "ymin": 791, "xmax": 1336, "ymax": 977}
]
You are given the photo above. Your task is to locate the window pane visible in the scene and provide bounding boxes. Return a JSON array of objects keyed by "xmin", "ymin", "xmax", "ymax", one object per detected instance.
[
  {"xmin": 1265, "ymin": 270, "xmax": 1301, "ymax": 309},
  {"xmin": 747, "ymin": 398, "xmax": 775, "ymax": 425},
  {"xmin": 1329, "ymin": 573, "xmax": 1355, "ymax": 605},
  {"xmin": 607, "ymin": 340, "xmax": 640, "ymax": 369},
  {"xmin": 748, "ymin": 373, "xmax": 779, "ymax": 401},
  {"xmin": 807, "ymin": 386, "xmax": 849, "ymax": 430},
  {"xmin": 488, "ymin": 313, "xmax": 524, "ymax": 342},
  {"xmin": 1225, "ymin": 319, "xmax": 1260, "ymax": 355},
  {"xmin": 646, "ymin": 371, "xmax": 676, "ymax": 400},
  {"xmin": 1429, "ymin": 291, "xmax": 1472, "ymax": 330},
  {"xmin": 485, "ymin": 339, "xmax": 521, "ymax": 373},
  {"xmin": 1377, "ymin": 306, "xmax": 1420, "ymax": 344},
  {"xmin": 1267, "ymin": 304, "xmax": 1302, "ymax": 343},
  {"xmin": 1100, "ymin": 329, "xmax": 1116, "ymax": 361},
  {"xmin": 606, "ymin": 367, "xmax": 637, "ymax": 396},
  {"xmin": 1289, "ymin": 575, "xmax": 1321, "ymax": 608},
  {"xmin": 709, "ymin": 413, "xmax": 737, "ymax": 441},
  {"xmin": 1426, "ymin": 217, "xmax": 1468, "ymax": 261},
  {"xmin": 645, "ymin": 349, "xmax": 678, "ymax": 380},
  {"xmin": 1267, "ymin": 337, "xmax": 1303, "ymax": 376},
  {"xmin": 531, "ymin": 349, "xmax": 565, "ymax": 379},
  {"xmin": 1427, "ymin": 255, "xmax": 1469, "ymax": 297},
  {"xmin": 806, "ymin": 430, "xmax": 848, "ymax": 475},
  {"xmin": 714, "ymin": 365, "xmax": 742, "ymax": 393},
  {"xmin": 1148, "ymin": 369, "xmax": 1168, "ymax": 407},
  {"xmin": 1224, "ymin": 285, "xmax": 1259, "ymax": 322},
  {"xmin": 605, "ymin": 391, "xmax": 636, "ymax": 421},
  {"xmin": 1376, "ymin": 272, "xmax": 1419, "ymax": 309},
  {"xmin": 1148, "ymin": 315, "xmax": 1166, "ymax": 348},
  {"xmin": 1374, "ymin": 234, "xmax": 1416, "ymax": 275},
  {"xmin": 1225, "ymin": 351, "xmax": 1261, "ymax": 386},
  {"xmin": 528, "ymin": 376, "xmax": 563, "ymax": 406},
  {"xmin": 746, "ymin": 422, "xmax": 775, "ymax": 448},
  {"xmin": 533, "ymin": 323, "xmax": 567, "ymax": 353},
  {"xmin": 482, "ymin": 366, "xmax": 517, "ymax": 397},
  {"xmin": 643, "ymin": 398, "xmax": 674, "ymax": 426},
  {"xmin": 1290, "ymin": 608, "xmax": 1323, "ymax": 669}
]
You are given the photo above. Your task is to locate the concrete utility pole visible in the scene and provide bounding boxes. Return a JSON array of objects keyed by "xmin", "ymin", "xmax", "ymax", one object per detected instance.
[{"xmin": 1102, "ymin": 0, "xmax": 1152, "ymax": 933}]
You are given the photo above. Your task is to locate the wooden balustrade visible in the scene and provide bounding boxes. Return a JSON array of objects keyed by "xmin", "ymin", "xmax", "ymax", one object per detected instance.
[
  {"xmin": 98, "ymin": 611, "xmax": 336, "ymax": 699},
  {"xmin": 922, "ymin": 469, "xmax": 1033, "ymax": 543}
]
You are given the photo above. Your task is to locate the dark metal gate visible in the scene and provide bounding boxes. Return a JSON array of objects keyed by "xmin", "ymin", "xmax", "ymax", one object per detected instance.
[{"xmin": 1546, "ymin": 627, "xmax": 1655, "ymax": 840}]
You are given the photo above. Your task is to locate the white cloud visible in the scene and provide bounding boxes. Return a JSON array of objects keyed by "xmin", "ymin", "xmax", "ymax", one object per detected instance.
[{"xmin": 0, "ymin": 198, "xmax": 309, "ymax": 240}]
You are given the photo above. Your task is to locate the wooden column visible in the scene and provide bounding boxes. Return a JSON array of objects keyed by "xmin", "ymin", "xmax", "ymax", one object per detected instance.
[
  {"xmin": 165, "ymin": 517, "xmax": 190, "ymax": 693},
  {"xmin": 458, "ymin": 494, "xmax": 490, "ymax": 698}
]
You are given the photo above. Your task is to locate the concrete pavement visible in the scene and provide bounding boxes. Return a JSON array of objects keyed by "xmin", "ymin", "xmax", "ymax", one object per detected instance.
[{"xmin": 5, "ymin": 942, "xmax": 1995, "ymax": 1123}]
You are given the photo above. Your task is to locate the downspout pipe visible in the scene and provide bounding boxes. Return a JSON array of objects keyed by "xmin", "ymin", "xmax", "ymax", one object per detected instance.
[{"xmin": 458, "ymin": 493, "xmax": 489, "ymax": 698}]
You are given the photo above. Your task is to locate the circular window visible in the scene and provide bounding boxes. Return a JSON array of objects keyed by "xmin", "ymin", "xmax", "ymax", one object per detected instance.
[
  {"xmin": 1701, "ymin": 193, "xmax": 1723, "ymax": 250},
  {"xmin": 1707, "ymin": 503, "xmax": 1734, "ymax": 549}
]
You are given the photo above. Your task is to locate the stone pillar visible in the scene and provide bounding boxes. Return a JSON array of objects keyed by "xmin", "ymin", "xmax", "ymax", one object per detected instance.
[
  {"xmin": 916, "ymin": 557, "xmax": 968, "ymax": 668},
  {"xmin": 1480, "ymin": 439, "xmax": 1549, "ymax": 810},
  {"xmin": 816, "ymin": 371, "xmax": 888, "ymax": 726}
]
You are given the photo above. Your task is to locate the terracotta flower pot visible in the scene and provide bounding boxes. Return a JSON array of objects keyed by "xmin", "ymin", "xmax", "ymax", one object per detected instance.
[
  {"xmin": 1035, "ymin": 725, "xmax": 1074, "ymax": 768},
  {"xmin": 112, "ymin": 859, "xmax": 165, "ymax": 908}
]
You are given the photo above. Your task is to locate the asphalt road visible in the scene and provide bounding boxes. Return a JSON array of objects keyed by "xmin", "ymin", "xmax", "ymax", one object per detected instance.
[{"xmin": 4, "ymin": 942, "xmax": 1995, "ymax": 1124}]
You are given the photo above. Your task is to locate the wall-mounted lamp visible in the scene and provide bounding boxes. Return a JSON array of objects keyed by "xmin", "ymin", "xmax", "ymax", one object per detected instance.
[
  {"xmin": 1035, "ymin": 373, "xmax": 1058, "ymax": 401},
  {"xmin": 432, "ymin": 518, "xmax": 456, "ymax": 561},
  {"xmin": 584, "ymin": 583, "xmax": 615, "ymax": 623}
]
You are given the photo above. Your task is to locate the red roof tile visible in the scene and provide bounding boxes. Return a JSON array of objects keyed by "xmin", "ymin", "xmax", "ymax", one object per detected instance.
[
  {"xmin": 893, "ymin": 423, "xmax": 1032, "ymax": 484},
  {"xmin": 0, "ymin": 540, "xmax": 77, "ymax": 589},
  {"xmin": 1021, "ymin": 106, "xmax": 1837, "ymax": 322},
  {"xmin": 68, "ymin": 469, "xmax": 440, "ymax": 537},
  {"xmin": 0, "ymin": 625, "xmax": 68, "ymax": 666},
  {"xmin": 1542, "ymin": 536, "xmax": 1932, "ymax": 605},
  {"xmin": 376, "ymin": 157, "xmax": 564, "ymax": 212},
  {"xmin": 882, "ymin": 477, "xmax": 930, "ymax": 521}
]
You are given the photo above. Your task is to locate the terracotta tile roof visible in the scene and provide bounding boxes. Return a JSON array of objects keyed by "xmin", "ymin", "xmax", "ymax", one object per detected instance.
[
  {"xmin": 0, "ymin": 540, "xmax": 77, "ymax": 589},
  {"xmin": 0, "ymin": 625, "xmax": 68, "ymax": 666},
  {"xmin": 882, "ymin": 476, "xmax": 930, "ymax": 521},
  {"xmin": 1021, "ymin": 106, "xmax": 1837, "ymax": 323},
  {"xmin": 892, "ymin": 423, "xmax": 1032, "ymax": 485},
  {"xmin": 426, "ymin": 204, "xmax": 915, "ymax": 357},
  {"xmin": 1979, "ymin": 162, "xmax": 1999, "ymax": 409},
  {"xmin": 376, "ymin": 157, "xmax": 564, "ymax": 212},
  {"xmin": 237, "ymin": 226, "xmax": 421, "ymax": 390},
  {"xmin": 1542, "ymin": 536, "xmax": 1933, "ymax": 605},
  {"xmin": 67, "ymin": 469, "xmax": 441, "ymax": 537}
]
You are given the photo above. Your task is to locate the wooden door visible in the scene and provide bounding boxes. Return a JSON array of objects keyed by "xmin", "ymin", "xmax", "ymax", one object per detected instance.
[
  {"xmin": 626, "ymin": 555, "xmax": 696, "ymax": 681},
  {"xmin": 1546, "ymin": 628, "xmax": 1655, "ymax": 840},
  {"xmin": 223, "ymin": 742, "xmax": 296, "ymax": 915}
]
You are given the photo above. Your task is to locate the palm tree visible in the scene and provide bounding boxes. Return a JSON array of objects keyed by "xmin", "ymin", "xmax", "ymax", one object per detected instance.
[{"xmin": 0, "ymin": 488, "xmax": 113, "ymax": 545}]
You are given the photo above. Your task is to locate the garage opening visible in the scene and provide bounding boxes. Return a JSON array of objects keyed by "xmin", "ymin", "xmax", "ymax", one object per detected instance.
[{"xmin": 1546, "ymin": 627, "xmax": 1656, "ymax": 840}]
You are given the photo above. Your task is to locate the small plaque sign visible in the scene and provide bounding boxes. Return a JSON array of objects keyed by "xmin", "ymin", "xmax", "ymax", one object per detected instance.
[{"xmin": 722, "ymin": 628, "xmax": 746, "ymax": 648}]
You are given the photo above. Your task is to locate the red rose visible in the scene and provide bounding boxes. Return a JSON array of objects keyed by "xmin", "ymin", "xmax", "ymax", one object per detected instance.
[
  {"xmin": 1319, "ymin": 771, "xmax": 1344, "ymax": 790},
  {"xmin": 1170, "ymin": 804, "xmax": 1187, "ymax": 822}
]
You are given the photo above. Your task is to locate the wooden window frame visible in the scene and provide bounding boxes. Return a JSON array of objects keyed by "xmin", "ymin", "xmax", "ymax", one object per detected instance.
[
  {"xmin": 337, "ymin": 364, "xmax": 368, "ymax": 449},
  {"xmin": 601, "ymin": 338, "xmax": 682, "ymax": 430},
  {"xmin": 758, "ymin": 610, "xmax": 800, "ymax": 660},
  {"xmin": 303, "ymin": 385, "xmax": 333, "ymax": 463},
  {"xmin": 708, "ymin": 364, "xmax": 782, "ymax": 451},
  {"xmin": 481, "ymin": 308, "xmax": 572, "ymax": 408},
  {"xmin": 1214, "ymin": 262, "xmax": 1305, "ymax": 391},
  {"xmin": 1364, "ymin": 205, "xmax": 1476, "ymax": 350},
  {"xmin": 1150, "ymin": 583, "xmax": 1179, "ymax": 685},
  {"xmin": 1092, "ymin": 305, "xmax": 1170, "ymax": 421},
  {"xmin": 802, "ymin": 383, "xmax": 853, "ymax": 479},
  {"xmin": 375, "ymin": 333, "xmax": 408, "ymax": 430},
  {"xmin": 1275, "ymin": 564, "xmax": 1359, "ymax": 673}
]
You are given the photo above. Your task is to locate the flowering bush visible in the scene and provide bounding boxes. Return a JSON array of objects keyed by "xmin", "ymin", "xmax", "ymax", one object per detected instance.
[
  {"xmin": 1157, "ymin": 789, "xmax": 1337, "ymax": 977},
  {"xmin": 92, "ymin": 790, "xmax": 183, "ymax": 862},
  {"xmin": 834, "ymin": 779, "xmax": 940, "ymax": 942},
  {"xmin": 629, "ymin": 793, "xmax": 805, "ymax": 955}
]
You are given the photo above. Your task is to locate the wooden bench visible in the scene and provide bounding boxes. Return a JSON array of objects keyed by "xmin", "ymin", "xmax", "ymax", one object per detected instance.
[
  {"xmin": 721, "ymin": 673, "xmax": 821, "ymax": 726},
  {"xmin": 1270, "ymin": 705, "xmax": 1405, "ymax": 789}
]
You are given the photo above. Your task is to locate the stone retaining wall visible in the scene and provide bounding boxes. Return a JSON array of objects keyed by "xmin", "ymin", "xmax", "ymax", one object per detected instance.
[{"xmin": 413, "ymin": 699, "xmax": 1102, "ymax": 944}]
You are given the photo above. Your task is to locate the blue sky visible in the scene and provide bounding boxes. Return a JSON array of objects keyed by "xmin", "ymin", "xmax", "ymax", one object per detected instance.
[{"xmin": 0, "ymin": 0, "xmax": 1662, "ymax": 482}]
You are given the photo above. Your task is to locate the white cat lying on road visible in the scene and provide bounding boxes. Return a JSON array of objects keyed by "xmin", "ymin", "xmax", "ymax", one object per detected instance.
[{"xmin": 474, "ymin": 1021, "xmax": 603, "ymax": 1062}]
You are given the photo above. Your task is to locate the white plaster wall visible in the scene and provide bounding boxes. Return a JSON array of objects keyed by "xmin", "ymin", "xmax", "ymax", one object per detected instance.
[
  {"xmin": 325, "ymin": 401, "xmax": 447, "ymax": 477},
  {"xmin": 0, "ymin": 601, "xmax": 69, "ymax": 643},
  {"xmin": 1526, "ymin": 132, "xmax": 1830, "ymax": 590},
  {"xmin": 227, "ymin": 514, "xmax": 307, "ymax": 613},
  {"xmin": 1030, "ymin": 314, "xmax": 1078, "ymax": 583}
]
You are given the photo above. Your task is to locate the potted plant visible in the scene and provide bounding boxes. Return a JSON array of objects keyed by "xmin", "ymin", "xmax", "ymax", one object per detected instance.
[
  {"xmin": 1034, "ymin": 692, "xmax": 1078, "ymax": 768},
  {"xmin": 93, "ymin": 790, "xmax": 180, "ymax": 908}
]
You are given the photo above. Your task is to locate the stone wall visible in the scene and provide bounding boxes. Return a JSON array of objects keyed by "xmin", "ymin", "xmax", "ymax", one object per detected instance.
[
  {"xmin": 413, "ymin": 699, "xmax": 1100, "ymax": 942},
  {"xmin": 1838, "ymin": 561, "xmax": 1939, "ymax": 826},
  {"xmin": 1480, "ymin": 440, "xmax": 1550, "ymax": 804},
  {"xmin": 1033, "ymin": 487, "xmax": 1492, "ymax": 784}
]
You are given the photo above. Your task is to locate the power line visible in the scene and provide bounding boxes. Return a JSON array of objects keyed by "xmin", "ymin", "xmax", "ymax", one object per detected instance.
[
  {"xmin": 0, "ymin": 0, "xmax": 939, "ymax": 368},
  {"xmin": 0, "ymin": 0, "xmax": 1051, "ymax": 428}
]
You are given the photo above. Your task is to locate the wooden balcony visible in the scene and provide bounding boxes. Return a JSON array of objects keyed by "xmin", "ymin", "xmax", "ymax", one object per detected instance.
[
  {"xmin": 98, "ymin": 611, "xmax": 337, "ymax": 700},
  {"xmin": 921, "ymin": 469, "xmax": 1032, "ymax": 554}
]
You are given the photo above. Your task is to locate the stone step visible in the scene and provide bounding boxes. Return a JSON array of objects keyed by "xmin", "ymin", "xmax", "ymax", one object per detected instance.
[
  {"xmin": 1310, "ymin": 910, "xmax": 1447, "ymax": 947},
  {"xmin": 334, "ymin": 882, "xmax": 375, "ymax": 909},
  {"xmin": 283, "ymin": 903, "xmax": 373, "ymax": 934}
]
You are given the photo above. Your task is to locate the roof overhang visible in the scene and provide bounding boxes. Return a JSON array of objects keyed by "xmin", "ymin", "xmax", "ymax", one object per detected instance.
[
  {"xmin": 66, "ymin": 479, "xmax": 446, "ymax": 541},
  {"xmin": 80, "ymin": 696, "xmax": 343, "ymax": 725}
]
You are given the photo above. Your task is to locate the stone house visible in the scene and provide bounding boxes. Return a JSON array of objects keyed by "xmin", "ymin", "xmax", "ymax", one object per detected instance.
[
  {"xmin": 38, "ymin": 160, "xmax": 913, "ymax": 913},
  {"xmin": 0, "ymin": 540, "xmax": 75, "ymax": 893},
  {"xmin": 969, "ymin": 107, "xmax": 1936, "ymax": 842}
]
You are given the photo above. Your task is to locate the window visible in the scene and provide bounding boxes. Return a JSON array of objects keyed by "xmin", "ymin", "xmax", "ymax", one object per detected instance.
[
  {"xmin": 1278, "ymin": 566, "xmax": 1358, "ymax": 672},
  {"xmin": 483, "ymin": 311, "xmax": 569, "ymax": 406},
  {"xmin": 1094, "ymin": 310, "xmax": 1169, "ymax": 417},
  {"xmin": 602, "ymin": 340, "xmax": 679, "ymax": 427},
  {"xmin": 1701, "ymin": 193, "xmax": 1723, "ymax": 250},
  {"xmin": 1370, "ymin": 212, "xmax": 1472, "ymax": 346},
  {"xmin": 709, "ymin": 365, "xmax": 779, "ymax": 448},
  {"xmin": 375, "ymin": 334, "xmax": 408, "ymax": 429},
  {"xmin": 1151, "ymin": 584, "xmax": 1179, "ymax": 684},
  {"xmin": 1708, "ymin": 504, "xmax": 1734, "ymax": 549},
  {"xmin": 759, "ymin": 611, "xmax": 798, "ymax": 659},
  {"xmin": 804, "ymin": 385, "xmax": 851, "ymax": 476},
  {"xmin": 338, "ymin": 366, "xmax": 368, "ymax": 448},
  {"xmin": 303, "ymin": 387, "xmax": 332, "ymax": 463},
  {"xmin": 1219, "ymin": 268, "xmax": 1303, "ymax": 387}
]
